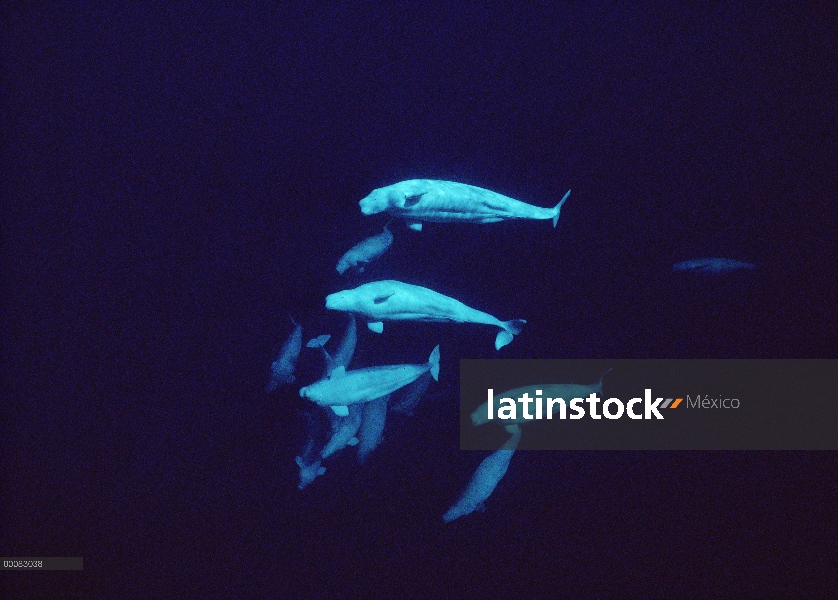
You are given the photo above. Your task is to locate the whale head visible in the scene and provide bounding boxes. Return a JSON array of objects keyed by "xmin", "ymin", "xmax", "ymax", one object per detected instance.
[
  {"xmin": 360, "ymin": 180, "xmax": 428, "ymax": 215},
  {"xmin": 325, "ymin": 289, "xmax": 360, "ymax": 312},
  {"xmin": 327, "ymin": 282, "xmax": 397, "ymax": 314},
  {"xmin": 359, "ymin": 187, "xmax": 389, "ymax": 215}
]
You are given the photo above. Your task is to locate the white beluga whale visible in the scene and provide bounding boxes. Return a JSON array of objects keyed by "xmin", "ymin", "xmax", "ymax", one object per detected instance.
[
  {"xmin": 359, "ymin": 179, "xmax": 570, "ymax": 232},
  {"xmin": 336, "ymin": 221, "xmax": 394, "ymax": 274},
  {"xmin": 299, "ymin": 345, "xmax": 440, "ymax": 417},
  {"xmin": 672, "ymin": 258, "xmax": 757, "ymax": 274},
  {"xmin": 443, "ymin": 424, "xmax": 522, "ymax": 523},
  {"xmin": 266, "ymin": 316, "xmax": 302, "ymax": 392},
  {"xmin": 325, "ymin": 280, "xmax": 525, "ymax": 350},
  {"xmin": 470, "ymin": 368, "xmax": 613, "ymax": 426}
]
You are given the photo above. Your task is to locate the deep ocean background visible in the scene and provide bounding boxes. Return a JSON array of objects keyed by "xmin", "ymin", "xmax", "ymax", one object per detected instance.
[{"xmin": 3, "ymin": 3, "xmax": 837, "ymax": 598}]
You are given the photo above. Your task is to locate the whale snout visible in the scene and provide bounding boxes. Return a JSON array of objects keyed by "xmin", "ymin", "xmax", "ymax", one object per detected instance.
[
  {"xmin": 299, "ymin": 386, "xmax": 309, "ymax": 398},
  {"xmin": 359, "ymin": 190, "xmax": 387, "ymax": 216},
  {"xmin": 359, "ymin": 198, "xmax": 374, "ymax": 215},
  {"xmin": 325, "ymin": 292, "xmax": 349, "ymax": 311}
]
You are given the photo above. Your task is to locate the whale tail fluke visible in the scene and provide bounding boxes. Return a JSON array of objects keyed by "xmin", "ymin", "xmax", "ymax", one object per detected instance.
[
  {"xmin": 428, "ymin": 345, "xmax": 441, "ymax": 381},
  {"xmin": 495, "ymin": 319, "xmax": 526, "ymax": 350},
  {"xmin": 552, "ymin": 189, "xmax": 571, "ymax": 227}
]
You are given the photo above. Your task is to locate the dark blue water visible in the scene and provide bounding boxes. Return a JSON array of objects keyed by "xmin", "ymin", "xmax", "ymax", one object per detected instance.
[{"xmin": 3, "ymin": 4, "xmax": 836, "ymax": 598}]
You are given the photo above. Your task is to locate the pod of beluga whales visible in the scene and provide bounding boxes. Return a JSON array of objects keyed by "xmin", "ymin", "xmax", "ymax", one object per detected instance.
[{"xmin": 267, "ymin": 178, "xmax": 758, "ymax": 521}]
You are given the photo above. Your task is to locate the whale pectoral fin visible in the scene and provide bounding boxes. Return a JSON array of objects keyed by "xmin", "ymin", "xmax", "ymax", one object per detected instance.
[
  {"xmin": 368, "ymin": 321, "xmax": 384, "ymax": 333},
  {"xmin": 406, "ymin": 220, "xmax": 423, "ymax": 232},
  {"xmin": 306, "ymin": 334, "xmax": 331, "ymax": 348},
  {"xmin": 475, "ymin": 502, "xmax": 487, "ymax": 513},
  {"xmin": 331, "ymin": 405, "xmax": 349, "ymax": 417},
  {"xmin": 317, "ymin": 466, "xmax": 326, "ymax": 475},
  {"xmin": 404, "ymin": 192, "xmax": 425, "ymax": 207},
  {"xmin": 359, "ymin": 266, "xmax": 365, "ymax": 273},
  {"xmin": 346, "ymin": 437, "xmax": 359, "ymax": 446},
  {"xmin": 373, "ymin": 292, "xmax": 394, "ymax": 304},
  {"xmin": 295, "ymin": 456, "xmax": 303, "ymax": 467}
]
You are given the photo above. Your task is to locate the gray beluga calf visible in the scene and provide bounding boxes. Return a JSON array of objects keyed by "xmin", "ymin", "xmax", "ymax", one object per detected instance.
[
  {"xmin": 306, "ymin": 315, "xmax": 358, "ymax": 378},
  {"xmin": 320, "ymin": 405, "xmax": 363, "ymax": 459},
  {"xmin": 673, "ymin": 258, "xmax": 757, "ymax": 274},
  {"xmin": 326, "ymin": 280, "xmax": 526, "ymax": 350},
  {"xmin": 266, "ymin": 316, "xmax": 302, "ymax": 392},
  {"xmin": 443, "ymin": 424, "xmax": 522, "ymax": 523},
  {"xmin": 307, "ymin": 334, "xmax": 337, "ymax": 376},
  {"xmin": 299, "ymin": 345, "xmax": 440, "ymax": 417},
  {"xmin": 295, "ymin": 410, "xmax": 328, "ymax": 490},
  {"xmin": 356, "ymin": 395, "xmax": 389, "ymax": 464},
  {"xmin": 359, "ymin": 179, "xmax": 571, "ymax": 232},
  {"xmin": 470, "ymin": 368, "xmax": 613, "ymax": 426},
  {"xmin": 391, "ymin": 371, "xmax": 432, "ymax": 416},
  {"xmin": 331, "ymin": 314, "xmax": 357, "ymax": 370},
  {"xmin": 336, "ymin": 221, "xmax": 394, "ymax": 274}
]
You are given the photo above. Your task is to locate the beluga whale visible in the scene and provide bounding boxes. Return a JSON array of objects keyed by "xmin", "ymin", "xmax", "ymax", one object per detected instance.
[
  {"xmin": 266, "ymin": 316, "xmax": 302, "ymax": 392},
  {"xmin": 336, "ymin": 221, "xmax": 394, "ymax": 274},
  {"xmin": 325, "ymin": 280, "xmax": 526, "ymax": 350},
  {"xmin": 672, "ymin": 258, "xmax": 757, "ymax": 274},
  {"xmin": 443, "ymin": 424, "xmax": 522, "ymax": 523},
  {"xmin": 299, "ymin": 345, "xmax": 440, "ymax": 417},
  {"xmin": 359, "ymin": 179, "xmax": 570, "ymax": 232}
]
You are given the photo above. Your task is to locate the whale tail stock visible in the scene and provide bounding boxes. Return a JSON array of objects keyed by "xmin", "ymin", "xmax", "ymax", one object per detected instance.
[
  {"xmin": 495, "ymin": 319, "xmax": 526, "ymax": 350},
  {"xmin": 552, "ymin": 189, "xmax": 571, "ymax": 228}
]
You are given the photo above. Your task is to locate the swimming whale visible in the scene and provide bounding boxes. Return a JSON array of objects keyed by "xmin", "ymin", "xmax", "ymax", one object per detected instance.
[
  {"xmin": 325, "ymin": 280, "xmax": 525, "ymax": 350},
  {"xmin": 336, "ymin": 222, "xmax": 394, "ymax": 274},
  {"xmin": 390, "ymin": 371, "xmax": 432, "ymax": 416},
  {"xmin": 306, "ymin": 334, "xmax": 336, "ymax": 376},
  {"xmin": 295, "ymin": 410, "xmax": 328, "ymax": 490},
  {"xmin": 306, "ymin": 315, "xmax": 358, "ymax": 378},
  {"xmin": 320, "ymin": 404, "xmax": 363, "ymax": 459},
  {"xmin": 299, "ymin": 345, "xmax": 440, "ymax": 416},
  {"xmin": 672, "ymin": 258, "xmax": 757, "ymax": 274},
  {"xmin": 443, "ymin": 424, "xmax": 522, "ymax": 522},
  {"xmin": 266, "ymin": 316, "xmax": 302, "ymax": 392},
  {"xmin": 359, "ymin": 179, "xmax": 570, "ymax": 232},
  {"xmin": 356, "ymin": 395, "xmax": 389, "ymax": 464},
  {"xmin": 470, "ymin": 368, "xmax": 613, "ymax": 426}
]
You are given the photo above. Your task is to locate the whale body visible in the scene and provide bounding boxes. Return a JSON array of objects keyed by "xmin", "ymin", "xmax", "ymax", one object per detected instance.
[
  {"xmin": 443, "ymin": 424, "xmax": 521, "ymax": 522},
  {"xmin": 299, "ymin": 345, "xmax": 440, "ymax": 416},
  {"xmin": 356, "ymin": 395, "xmax": 389, "ymax": 464},
  {"xmin": 390, "ymin": 371, "xmax": 432, "ymax": 416},
  {"xmin": 306, "ymin": 315, "xmax": 358, "ymax": 378},
  {"xmin": 336, "ymin": 222, "xmax": 394, "ymax": 274},
  {"xmin": 295, "ymin": 410, "xmax": 328, "ymax": 490},
  {"xmin": 266, "ymin": 316, "xmax": 302, "ymax": 392},
  {"xmin": 359, "ymin": 179, "xmax": 570, "ymax": 232},
  {"xmin": 673, "ymin": 258, "xmax": 756, "ymax": 273},
  {"xmin": 320, "ymin": 404, "xmax": 363, "ymax": 459},
  {"xmin": 326, "ymin": 280, "xmax": 525, "ymax": 350}
]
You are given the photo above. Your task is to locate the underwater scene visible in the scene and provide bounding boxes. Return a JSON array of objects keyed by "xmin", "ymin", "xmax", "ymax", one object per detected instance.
[{"xmin": 4, "ymin": 3, "xmax": 836, "ymax": 598}]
